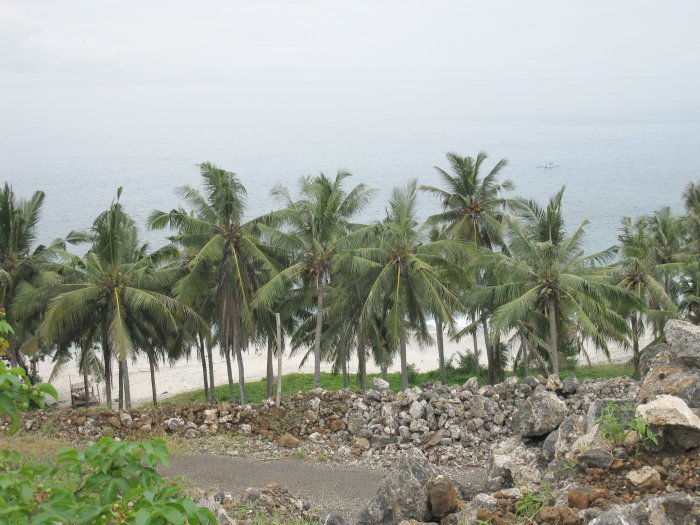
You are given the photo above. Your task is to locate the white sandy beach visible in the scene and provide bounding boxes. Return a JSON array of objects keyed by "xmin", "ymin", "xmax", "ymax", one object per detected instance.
[{"xmin": 37, "ymin": 327, "xmax": 643, "ymax": 408}]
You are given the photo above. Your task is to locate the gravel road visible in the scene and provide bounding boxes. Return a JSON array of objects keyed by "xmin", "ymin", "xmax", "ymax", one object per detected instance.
[{"xmin": 162, "ymin": 454, "xmax": 486, "ymax": 519}]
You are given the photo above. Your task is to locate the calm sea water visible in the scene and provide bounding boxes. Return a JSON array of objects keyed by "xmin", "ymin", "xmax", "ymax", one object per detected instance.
[{"xmin": 3, "ymin": 86, "xmax": 699, "ymax": 253}]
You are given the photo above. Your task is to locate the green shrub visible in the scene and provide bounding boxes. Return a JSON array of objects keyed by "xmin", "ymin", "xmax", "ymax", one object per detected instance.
[
  {"xmin": 596, "ymin": 402, "xmax": 632, "ymax": 443},
  {"xmin": 450, "ymin": 351, "xmax": 486, "ymax": 376},
  {"xmin": 596, "ymin": 401, "xmax": 658, "ymax": 447},
  {"xmin": 0, "ymin": 437, "xmax": 216, "ymax": 524},
  {"xmin": 0, "ymin": 359, "xmax": 58, "ymax": 435},
  {"xmin": 0, "ymin": 322, "xmax": 216, "ymax": 525},
  {"xmin": 406, "ymin": 363, "xmax": 419, "ymax": 384}
]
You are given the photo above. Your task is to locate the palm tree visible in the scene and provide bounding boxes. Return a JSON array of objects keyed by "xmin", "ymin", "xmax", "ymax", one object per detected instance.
[
  {"xmin": 422, "ymin": 152, "xmax": 513, "ymax": 383},
  {"xmin": 0, "ymin": 184, "xmax": 48, "ymax": 369},
  {"xmin": 149, "ymin": 163, "xmax": 278, "ymax": 404},
  {"xmin": 254, "ymin": 171, "xmax": 374, "ymax": 388},
  {"xmin": 422, "ymin": 152, "xmax": 512, "ymax": 247},
  {"xmin": 616, "ymin": 216, "xmax": 676, "ymax": 375},
  {"xmin": 32, "ymin": 189, "xmax": 200, "ymax": 409},
  {"xmin": 648, "ymin": 206, "xmax": 686, "ymax": 302},
  {"xmin": 471, "ymin": 191, "xmax": 631, "ymax": 376},
  {"xmin": 341, "ymin": 180, "xmax": 467, "ymax": 389}
]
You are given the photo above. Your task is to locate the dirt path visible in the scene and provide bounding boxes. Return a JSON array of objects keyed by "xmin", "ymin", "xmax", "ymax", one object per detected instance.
[{"xmin": 162, "ymin": 454, "xmax": 486, "ymax": 519}]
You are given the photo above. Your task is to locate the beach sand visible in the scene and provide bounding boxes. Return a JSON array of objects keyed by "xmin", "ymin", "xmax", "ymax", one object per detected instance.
[{"xmin": 37, "ymin": 329, "xmax": 641, "ymax": 408}]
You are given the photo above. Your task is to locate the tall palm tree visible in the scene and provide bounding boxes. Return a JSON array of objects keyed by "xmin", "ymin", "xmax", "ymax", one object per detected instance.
[
  {"xmin": 422, "ymin": 152, "xmax": 512, "ymax": 246},
  {"xmin": 0, "ymin": 184, "xmax": 48, "ymax": 369},
  {"xmin": 616, "ymin": 216, "xmax": 676, "ymax": 375},
  {"xmin": 422, "ymin": 151, "xmax": 513, "ymax": 384},
  {"xmin": 341, "ymin": 180, "xmax": 467, "ymax": 389},
  {"xmin": 471, "ymin": 193, "xmax": 631, "ymax": 376},
  {"xmin": 149, "ymin": 163, "xmax": 278, "ymax": 404},
  {"xmin": 29, "ymin": 189, "xmax": 199, "ymax": 409},
  {"xmin": 254, "ymin": 171, "xmax": 374, "ymax": 388},
  {"xmin": 648, "ymin": 206, "xmax": 686, "ymax": 302}
]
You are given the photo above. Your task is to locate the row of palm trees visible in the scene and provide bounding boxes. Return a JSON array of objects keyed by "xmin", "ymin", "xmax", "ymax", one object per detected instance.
[{"xmin": 2, "ymin": 154, "xmax": 699, "ymax": 409}]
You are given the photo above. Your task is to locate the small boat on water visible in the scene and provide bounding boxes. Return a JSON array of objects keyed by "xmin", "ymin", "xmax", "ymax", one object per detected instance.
[{"xmin": 538, "ymin": 161, "xmax": 559, "ymax": 169}]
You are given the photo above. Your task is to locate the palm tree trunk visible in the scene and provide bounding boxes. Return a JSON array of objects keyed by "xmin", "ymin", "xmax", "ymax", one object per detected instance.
[
  {"xmin": 482, "ymin": 319, "xmax": 496, "ymax": 385},
  {"xmin": 357, "ymin": 337, "xmax": 367, "ymax": 391},
  {"xmin": 224, "ymin": 344, "xmax": 236, "ymax": 403},
  {"xmin": 400, "ymin": 332, "xmax": 408, "ymax": 391},
  {"xmin": 235, "ymin": 343, "xmax": 247, "ymax": 404},
  {"xmin": 198, "ymin": 335, "xmax": 209, "ymax": 401},
  {"xmin": 118, "ymin": 360, "xmax": 124, "ymax": 410},
  {"xmin": 266, "ymin": 340, "xmax": 274, "ymax": 399},
  {"xmin": 102, "ymin": 319, "xmax": 112, "ymax": 409},
  {"xmin": 149, "ymin": 354, "xmax": 157, "ymax": 406},
  {"xmin": 381, "ymin": 364, "xmax": 388, "ymax": 381},
  {"xmin": 472, "ymin": 325, "xmax": 479, "ymax": 366},
  {"xmin": 206, "ymin": 340, "xmax": 215, "ymax": 402},
  {"xmin": 435, "ymin": 318, "xmax": 446, "ymax": 384},
  {"xmin": 342, "ymin": 350, "xmax": 349, "ymax": 389},
  {"xmin": 123, "ymin": 359, "xmax": 131, "ymax": 410},
  {"xmin": 313, "ymin": 276, "xmax": 324, "ymax": 388},
  {"xmin": 548, "ymin": 299, "xmax": 560, "ymax": 376},
  {"xmin": 83, "ymin": 370, "xmax": 90, "ymax": 406},
  {"xmin": 631, "ymin": 314, "xmax": 640, "ymax": 378}
]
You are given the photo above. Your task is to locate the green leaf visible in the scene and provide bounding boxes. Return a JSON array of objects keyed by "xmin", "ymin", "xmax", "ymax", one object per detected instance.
[
  {"xmin": 134, "ymin": 508, "xmax": 152, "ymax": 525},
  {"xmin": 155, "ymin": 504, "xmax": 185, "ymax": 525}
]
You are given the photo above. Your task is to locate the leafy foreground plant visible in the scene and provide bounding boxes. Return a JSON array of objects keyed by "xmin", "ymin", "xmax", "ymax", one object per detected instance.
[
  {"xmin": 596, "ymin": 401, "xmax": 658, "ymax": 448},
  {"xmin": 515, "ymin": 487, "xmax": 553, "ymax": 523},
  {"xmin": 0, "ymin": 345, "xmax": 216, "ymax": 524},
  {"xmin": 0, "ymin": 437, "xmax": 216, "ymax": 524}
]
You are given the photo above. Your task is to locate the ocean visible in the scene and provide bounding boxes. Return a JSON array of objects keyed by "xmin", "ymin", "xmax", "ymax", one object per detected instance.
[{"xmin": 3, "ymin": 86, "xmax": 700, "ymax": 253}]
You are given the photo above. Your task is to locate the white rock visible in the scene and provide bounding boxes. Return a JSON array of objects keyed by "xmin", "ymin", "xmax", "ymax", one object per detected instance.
[
  {"xmin": 626, "ymin": 466, "xmax": 661, "ymax": 486},
  {"xmin": 372, "ymin": 377, "xmax": 391, "ymax": 392},
  {"xmin": 119, "ymin": 412, "xmax": 133, "ymax": 427},
  {"xmin": 636, "ymin": 395, "xmax": 700, "ymax": 429},
  {"xmin": 409, "ymin": 400, "xmax": 425, "ymax": 419}
]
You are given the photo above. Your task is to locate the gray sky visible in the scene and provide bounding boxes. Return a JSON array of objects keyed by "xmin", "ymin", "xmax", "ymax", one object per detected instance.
[{"xmin": 1, "ymin": 1, "xmax": 699, "ymax": 120}]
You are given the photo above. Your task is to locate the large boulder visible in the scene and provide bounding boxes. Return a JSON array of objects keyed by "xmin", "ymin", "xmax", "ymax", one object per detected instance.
[
  {"xmin": 639, "ymin": 320, "xmax": 700, "ymax": 408},
  {"xmin": 486, "ymin": 437, "xmax": 541, "ymax": 491},
  {"xmin": 355, "ymin": 449, "xmax": 444, "ymax": 524},
  {"xmin": 512, "ymin": 391, "xmax": 568, "ymax": 437},
  {"xmin": 636, "ymin": 395, "xmax": 700, "ymax": 451},
  {"xmin": 589, "ymin": 492, "xmax": 700, "ymax": 525}
]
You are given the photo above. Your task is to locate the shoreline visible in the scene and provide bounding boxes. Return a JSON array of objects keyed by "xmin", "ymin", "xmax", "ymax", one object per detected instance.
[{"xmin": 37, "ymin": 329, "xmax": 641, "ymax": 408}]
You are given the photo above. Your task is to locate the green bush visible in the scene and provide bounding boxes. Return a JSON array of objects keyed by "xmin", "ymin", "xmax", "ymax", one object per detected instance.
[
  {"xmin": 450, "ymin": 351, "xmax": 486, "ymax": 376},
  {"xmin": 0, "ymin": 437, "xmax": 216, "ymax": 524},
  {"xmin": 0, "ymin": 326, "xmax": 217, "ymax": 525},
  {"xmin": 596, "ymin": 401, "xmax": 658, "ymax": 448}
]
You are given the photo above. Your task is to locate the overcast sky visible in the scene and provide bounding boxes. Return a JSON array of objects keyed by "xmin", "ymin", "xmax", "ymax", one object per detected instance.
[{"xmin": 1, "ymin": 1, "xmax": 699, "ymax": 119}]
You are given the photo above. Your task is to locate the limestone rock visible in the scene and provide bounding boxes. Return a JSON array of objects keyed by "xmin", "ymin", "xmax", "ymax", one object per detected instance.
[
  {"xmin": 486, "ymin": 437, "xmax": 541, "ymax": 490},
  {"xmin": 278, "ymin": 433, "xmax": 300, "ymax": 448},
  {"xmin": 639, "ymin": 320, "xmax": 700, "ymax": 408},
  {"xmin": 355, "ymin": 449, "xmax": 443, "ymax": 524},
  {"xmin": 119, "ymin": 412, "xmax": 133, "ymax": 427},
  {"xmin": 665, "ymin": 319, "xmax": 700, "ymax": 364},
  {"xmin": 636, "ymin": 395, "xmax": 700, "ymax": 451},
  {"xmin": 590, "ymin": 492, "xmax": 700, "ymax": 525},
  {"xmin": 577, "ymin": 448, "xmax": 614, "ymax": 469},
  {"xmin": 625, "ymin": 466, "xmax": 661, "ymax": 487},
  {"xmin": 166, "ymin": 417, "xmax": 185, "ymax": 432},
  {"xmin": 425, "ymin": 475, "xmax": 460, "ymax": 518},
  {"xmin": 512, "ymin": 391, "xmax": 568, "ymax": 437},
  {"xmin": 373, "ymin": 377, "xmax": 391, "ymax": 392}
]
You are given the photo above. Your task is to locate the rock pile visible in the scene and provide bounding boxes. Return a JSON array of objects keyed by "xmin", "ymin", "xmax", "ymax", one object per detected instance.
[
  {"xmin": 340, "ymin": 375, "xmax": 638, "ymax": 465},
  {"xmin": 458, "ymin": 319, "xmax": 700, "ymax": 525},
  {"xmin": 195, "ymin": 482, "xmax": 318, "ymax": 524}
]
